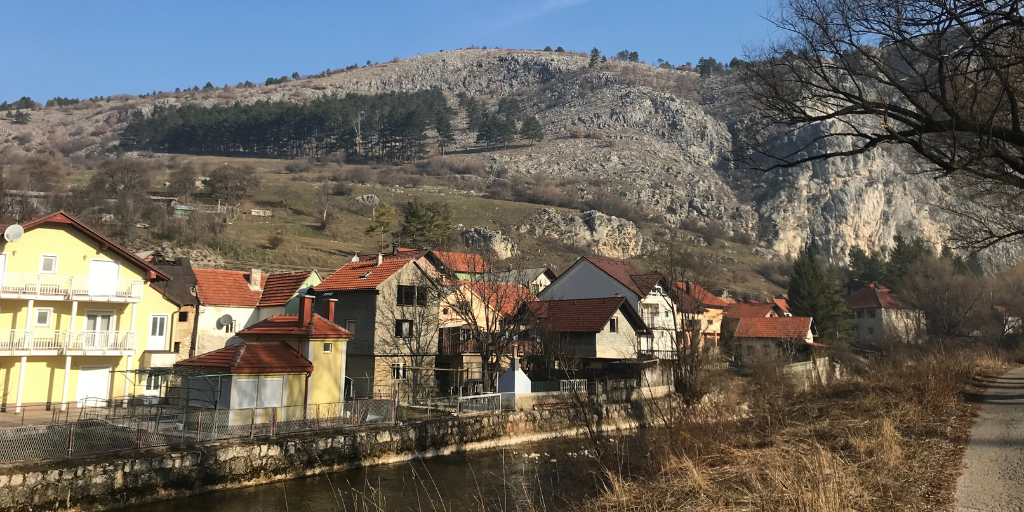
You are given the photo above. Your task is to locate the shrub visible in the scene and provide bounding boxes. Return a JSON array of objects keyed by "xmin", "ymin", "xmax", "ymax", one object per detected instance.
[{"xmin": 267, "ymin": 235, "xmax": 284, "ymax": 250}]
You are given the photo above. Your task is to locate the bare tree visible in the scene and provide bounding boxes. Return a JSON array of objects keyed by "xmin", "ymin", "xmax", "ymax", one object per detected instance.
[
  {"xmin": 439, "ymin": 248, "xmax": 535, "ymax": 392},
  {"xmin": 897, "ymin": 255, "xmax": 989, "ymax": 338},
  {"xmin": 741, "ymin": 1, "xmax": 1024, "ymax": 251},
  {"xmin": 374, "ymin": 264, "xmax": 442, "ymax": 402}
]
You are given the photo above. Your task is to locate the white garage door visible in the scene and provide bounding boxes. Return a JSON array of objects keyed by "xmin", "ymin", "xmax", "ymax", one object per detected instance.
[{"xmin": 77, "ymin": 366, "xmax": 111, "ymax": 407}]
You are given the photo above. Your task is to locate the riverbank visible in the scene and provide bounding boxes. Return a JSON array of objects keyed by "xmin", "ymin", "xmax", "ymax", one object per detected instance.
[{"xmin": 0, "ymin": 396, "xmax": 676, "ymax": 511}]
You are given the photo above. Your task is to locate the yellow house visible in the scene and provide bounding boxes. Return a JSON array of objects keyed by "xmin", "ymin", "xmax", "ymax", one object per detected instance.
[
  {"xmin": 0, "ymin": 211, "xmax": 181, "ymax": 412},
  {"xmin": 173, "ymin": 294, "xmax": 352, "ymax": 423}
]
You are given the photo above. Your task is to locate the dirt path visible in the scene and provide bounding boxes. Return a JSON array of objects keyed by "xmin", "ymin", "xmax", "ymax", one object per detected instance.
[{"xmin": 955, "ymin": 366, "xmax": 1024, "ymax": 512}]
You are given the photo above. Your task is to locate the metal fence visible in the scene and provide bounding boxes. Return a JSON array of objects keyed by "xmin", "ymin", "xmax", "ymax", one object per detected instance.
[
  {"xmin": 0, "ymin": 399, "xmax": 396, "ymax": 463},
  {"xmin": 423, "ymin": 392, "xmax": 516, "ymax": 419}
]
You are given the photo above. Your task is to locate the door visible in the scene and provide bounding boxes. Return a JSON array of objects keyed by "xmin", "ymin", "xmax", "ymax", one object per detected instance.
[
  {"xmin": 87, "ymin": 260, "xmax": 119, "ymax": 296},
  {"xmin": 142, "ymin": 373, "xmax": 164, "ymax": 400},
  {"xmin": 77, "ymin": 366, "xmax": 111, "ymax": 407},
  {"xmin": 85, "ymin": 313, "xmax": 114, "ymax": 348},
  {"xmin": 148, "ymin": 315, "xmax": 168, "ymax": 351}
]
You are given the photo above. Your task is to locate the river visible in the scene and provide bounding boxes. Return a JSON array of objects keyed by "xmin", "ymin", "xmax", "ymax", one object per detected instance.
[{"xmin": 120, "ymin": 436, "xmax": 638, "ymax": 512}]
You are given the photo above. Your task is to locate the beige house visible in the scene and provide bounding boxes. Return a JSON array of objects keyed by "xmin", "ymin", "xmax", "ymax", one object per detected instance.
[
  {"xmin": 846, "ymin": 284, "xmax": 924, "ymax": 344},
  {"xmin": 732, "ymin": 316, "xmax": 817, "ymax": 366},
  {"xmin": 521, "ymin": 297, "xmax": 651, "ymax": 369}
]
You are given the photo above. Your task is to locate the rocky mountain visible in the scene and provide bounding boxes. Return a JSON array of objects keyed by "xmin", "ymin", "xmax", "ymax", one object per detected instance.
[{"xmin": 2, "ymin": 48, "xmax": 1013, "ymax": 267}]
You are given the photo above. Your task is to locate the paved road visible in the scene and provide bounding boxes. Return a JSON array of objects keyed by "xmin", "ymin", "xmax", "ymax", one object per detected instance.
[{"xmin": 955, "ymin": 366, "xmax": 1024, "ymax": 512}]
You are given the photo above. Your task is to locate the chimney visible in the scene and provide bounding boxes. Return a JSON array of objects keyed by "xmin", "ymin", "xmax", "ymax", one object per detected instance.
[
  {"xmin": 248, "ymin": 268, "xmax": 263, "ymax": 291},
  {"xmin": 298, "ymin": 293, "xmax": 313, "ymax": 327},
  {"xmin": 350, "ymin": 252, "xmax": 360, "ymax": 263},
  {"xmin": 327, "ymin": 298, "xmax": 338, "ymax": 324},
  {"xmin": 376, "ymin": 253, "xmax": 383, "ymax": 266},
  {"xmin": 391, "ymin": 242, "xmax": 399, "ymax": 255}
]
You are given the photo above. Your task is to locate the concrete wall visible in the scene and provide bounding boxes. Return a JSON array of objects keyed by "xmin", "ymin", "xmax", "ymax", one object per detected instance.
[{"xmin": 0, "ymin": 397, "xmax": 676, "ymax": 512}]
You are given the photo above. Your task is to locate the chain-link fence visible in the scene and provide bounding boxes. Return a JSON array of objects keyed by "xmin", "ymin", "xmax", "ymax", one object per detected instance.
[{"xmin": 0, "ymin": 399, "xmax": 396, "ymax": 463}]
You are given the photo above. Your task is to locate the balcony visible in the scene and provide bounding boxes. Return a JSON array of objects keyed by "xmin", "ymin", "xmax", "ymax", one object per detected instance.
[
  {"xmin": 0, "ymin": 330, "xmax": 138, "ymax": 356},
  {"xmin": 0, "ymin": 273, "xmax": 145, "ymax": 302}
]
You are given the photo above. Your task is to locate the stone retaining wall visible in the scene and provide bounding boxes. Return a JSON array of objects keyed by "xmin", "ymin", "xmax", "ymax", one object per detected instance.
[{"xmin": 0, "ymin": 397, "xmax": 675, "ymax": 511}]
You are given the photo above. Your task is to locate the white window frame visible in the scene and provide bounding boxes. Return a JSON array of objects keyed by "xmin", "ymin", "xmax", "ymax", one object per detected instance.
[
  {"xmin": 148, "ymin": 314, "xmax": 169, "ymax": 351},
  {"xmin": 257, "ymin": 377, "xmax": 284, "ymax": 408},
  {"xmin": 323, "ymin": 342, "xmax": 333, "ymax": 353},
  {"xmin": 39, "ymin": 254, "xmax": 58, "ymax": 274},
  {"xmin": 391, "ymin": 362, "xmax": 407, "ymax": 380},
  {"xmin": 235, "ymin": 378, "xmax": 258, "ymax": 409},
  {"xmin": 34, "ymin": 307, "xmax": 53, "ymax": 327}
]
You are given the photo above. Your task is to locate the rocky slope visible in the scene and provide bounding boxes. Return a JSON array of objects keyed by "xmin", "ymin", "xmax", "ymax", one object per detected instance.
[{"xmin": 1, "ymin": 49, "xmax": 1012, "ymax": 266}]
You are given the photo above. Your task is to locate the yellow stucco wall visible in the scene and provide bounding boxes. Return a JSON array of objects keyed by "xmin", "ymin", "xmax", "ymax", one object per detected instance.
[{"xmin": 0, "ymin": 223, "xmax": 179, "ymax": 407}]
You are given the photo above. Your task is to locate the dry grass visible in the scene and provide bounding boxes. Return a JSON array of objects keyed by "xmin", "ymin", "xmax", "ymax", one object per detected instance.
[{"xmin": 578, "ymin": 345, "xmax": 1011, "ymax": 512}]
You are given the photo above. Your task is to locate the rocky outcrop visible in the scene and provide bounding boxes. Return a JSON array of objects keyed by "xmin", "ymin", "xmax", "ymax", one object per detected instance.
[
  {"xmin": 460, "ymin": 227, "xmax": 517, "ymax": 260},
  {"xmin": 522, "ymin": 209, "xmax": 646, "ymax": 259}
]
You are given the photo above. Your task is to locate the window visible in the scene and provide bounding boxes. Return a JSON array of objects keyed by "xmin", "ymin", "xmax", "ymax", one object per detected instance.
[
  {"xmin": 530, "ymin": 284, "xmax": 540, "ymax": 294},
  {"xmin": 867, "ymin": 327, "xmax": 874, "ymax": 336},
  {"xmin": 323, "ymin": 342, "xmax": 333, "ymax": 353},
  {"xmin": 442, "ymin": 307, "xmax": 450, "ymax": 315},
  {"xmin": 34, "ymin": 308, "xmax": 52, "ymax": 327},
  {"xmin": 178, "ymin": 311, "xmax": 189, "ymax": 322},
  {"xmin": 257, "ymin": 377, "xmax": 283, "ymax": 408},
  {"xmin": 39, "ymin": 255, "xmax": 57, "ymax": 274},
  {"xmin": 664, "ymin": 311, "xmax": 670, "ymax": 318},
  {"xmin": 608, "ymin": 318, "xmax": 618, "ymax": 333},
  {"xmin": 150, "ymin": 315, "xmax": 167, "ymax": 337},
  {"xmin": 856, "ymin": 310, "xmax": 864, "ymax": 318},
  {"xmin": 394, "ymin": 320, "xmax": 413, "ymax": 338},
  {"xmin": 346, "ymin": 320, "xmax": 356, "ymax": 333},
  {"xmin": 397, "ymin": 285, "xmax": 417, "ymax": 306},
  {"xmin": 391, "ymin": 362, "xmax": 408, "ymax": 380},
  {"xmin": 235, "ymin": 379, "xmax": 258, "ymax": 409},
  {"xmin": 173, "ymin": 342, "xmax": 181, "ymax": 353},
  {"xmin": 868, "ymin": 310, "xmax": 876, "ymax": 319},
  {"xmin": 145, "ymin": 374, "xmax": 164, "ymax": 391}
]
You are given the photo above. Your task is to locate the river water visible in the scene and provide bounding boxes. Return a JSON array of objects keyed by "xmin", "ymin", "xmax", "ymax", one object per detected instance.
[{"xmin": 121, "ymin": 437, "xmax": 635, "ymax": 512}]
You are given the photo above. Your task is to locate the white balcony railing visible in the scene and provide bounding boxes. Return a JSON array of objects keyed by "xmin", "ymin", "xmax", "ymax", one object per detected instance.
[
  {"xmin": 0, "ymin": 273, "xmax": 144, "ymax": 301},
  {"xmin": 0, "ymin": 330, "xmax": 137, "ymax": 355}
]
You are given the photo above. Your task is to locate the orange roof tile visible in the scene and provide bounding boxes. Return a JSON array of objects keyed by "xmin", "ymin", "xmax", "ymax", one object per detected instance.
[
  {"xmin": 674, "ymin": 282, "xmax": 731, "ymax": 309},
  {"xmin": 846, "ymin": 284, "xmax": 909, "ymax": 309},
  {"xmin": 435, "ymin": 251, "xmax": 489, "ymax": 273},
  {"xmin": 259, "ymin": 271, "xmax": 314, "ymax": 306},
  {"xmin": 194, "ymin": 268, "xmax": 265, "ymax": 306},
  {"xmin": 315, "ymin": 259, "xmax": 413, "ymax": 292},
  {"xmin": 735, "ymin": 317, "xmax": 813, "ymax": 339},
  {"xmin": 174, "ymin": 342, "xmax": 313, "ymax": 374},
  {"xmin": 459, "ymin": 281, "xmax": 537, "ymax": 316},
  {"xmin": 724, "ymin": 303, "xmax": 779, "ymax": 319},
  {"xmin": 238, "ymin": 313, "xmax": 354, "ymax": 339}
]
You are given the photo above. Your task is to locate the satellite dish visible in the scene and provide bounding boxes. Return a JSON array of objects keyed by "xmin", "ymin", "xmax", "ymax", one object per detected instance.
[{"xmin": 3, "ymin": 225, "xmax": 23, "ymax": 243}]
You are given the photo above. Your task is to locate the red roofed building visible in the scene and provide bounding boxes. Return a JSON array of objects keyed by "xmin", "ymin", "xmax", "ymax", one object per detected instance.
[
  {"xmin": 192, "ymin": 268, "xmax": 322, "ymax": 356},
  {"xmin": 846, "ymin": 283, "xmax": 924, "ymax": 344},
  {"xmin": 518, "ymin": 297, "xmax": 651, "ymax": 362},
  {"xmin": 539, "ymin": 256, "xmax": 676, "ymax": 356},
  {"xmin": 733, "ymin": 317, "xmax": 817, "ymax": 365},
  {"xmin": 674, "ymin": 282, "xmax": 730, "ymax": 348},
  {"xmin": 174, "ymin": 294, "xmax": 352, "ymax": 412},
  {"xmin": 316, "ymin": 257, "xmax": 439, "ymax": 399}
]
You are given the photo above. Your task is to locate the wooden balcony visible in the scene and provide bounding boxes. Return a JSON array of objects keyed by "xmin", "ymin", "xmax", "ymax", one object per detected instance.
[
  {"xmin": 0, "ymin": 273, "xmax": 145, "ymax": 302},
  {"xmin": 0, "ymin": 330, "xmax": 138, "ymax": 356}
]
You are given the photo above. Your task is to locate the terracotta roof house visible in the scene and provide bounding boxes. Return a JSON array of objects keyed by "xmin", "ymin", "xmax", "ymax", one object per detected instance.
[
  {"xmin": 315, "ymin": 257, "xmax": 440, "ymax": 398},
  {"xmin": 174, "ymin": 294, "xmax": 353, "ymax": 414},
  {"xmin": 674, "ymin": 282, "xmax": 729, "ymax": 348},
  {"xmin": 538, "ymin": 256, "xmax": 675, "ymax": 355},
  {"xmin": 488, "ymin": 268, "xmax": 557, "ymax": 294},
  {"xmin": 519, "ymin": 297, "xmax": 651, "ymax": 361},
  {"xmin": 846, "ymin": 283, "xmax": 924, "ymax": 344},
  {"xmin": 192, "ymin": 268, "xmax": 322, "ymax": 356},
  {"xmin": 724, "ymin": 302, "xmax": 783, "ymax": 319},
  {"xmin": 732, "ymin": 317, "xmax": 819, "ymax": 366}
]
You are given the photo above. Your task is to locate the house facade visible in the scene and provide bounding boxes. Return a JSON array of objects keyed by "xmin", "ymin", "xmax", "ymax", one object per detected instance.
[
  {"xmin": 0, "ymin": 211, "xmax": 181, "ymax": 411},
  {"xmin": 192, "ymin": 269, "xmax": 321, "ymax": 355},
  {"xmin": 522, "ymin": 297, "xmax": 650, "ymax": 367},
  {"xmin": 315, "ymin": 257, "xmax": 440, "ymax": 399},
  {"xmin": 732, "ymin": 317, "xmax": 817, "ymax": 366},
  {"xmin": 148, "ymin": 255, "xmax": 199, "ymax": 361},
  {"xmin": 674, "ymin": 281, "xmax": 730, "ymax": 349},
  {"xmin": 538, "ymin": 256, "xmax": 674, "ymax": 355},
  {"xmin": 846, "ymin": 284, "xmax": 925, "ymax": 344}
]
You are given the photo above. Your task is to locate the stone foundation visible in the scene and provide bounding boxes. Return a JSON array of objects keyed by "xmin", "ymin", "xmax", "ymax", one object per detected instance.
[{"xmin": 0, "ymin": 397, "xmax": 675, "ymax": 511}]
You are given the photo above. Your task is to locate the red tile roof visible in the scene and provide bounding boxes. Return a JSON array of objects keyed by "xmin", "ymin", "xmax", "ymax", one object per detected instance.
[
  {"xmin": 358, "ymin": 248, "xmax": 430, "ymax": 263},
  {"xmin": 436, "ymin": 251, "xmax": 489, "ymax": 273},
  {"xmin": 11, "ymin": 210, "xmax": 169, "ymax": 281},
  {"xmin": 724, "ymin": 303, "xmax": 779, "ymax": 319},
  {"xmin": 734, "ymin": 317, "xmax": 813, "ymax": 340},
  {"xmin": 238, "ymin": 313, "xmax": 354, "ymax": 339},
  {"xmin": 459, "ymin": 281, "xmax": 537, "ymax": 316},
  {"xmin": 580, "ymin": 256, "xmax": 662, "ymax": 297},
  {"xmin": 526, "ymin": 297, "xmax": 636, "ymax": 333},
  {"xmin": 194, "ymin": 268, "xmax": 266, "ymax": 306},
  {"xmin": 259, "ymin": 271, "xmax": 315, "ymax": 306},
  {"xmin": 174, "ymin": 342, "xmax": 313, "ymax": 374},
  {"xmin": 846, "ymin": 284, "xmax": 909, "ymax": 309},
  {"xmin": 315, "ymin": 259, "xmax": 413, "ymax": 292},
  {"xmin": 674, "ymin": 282, "xmax": 731, "ymax": 310},
  {"xmin": 773, "ymin": 298, "xmax": 790, "ymax": 314}
]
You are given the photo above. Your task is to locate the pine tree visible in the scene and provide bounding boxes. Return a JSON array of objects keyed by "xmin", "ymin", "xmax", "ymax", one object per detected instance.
[
  {"xmin": 435, "ymin": 112, "xmax": 455, "ymax": 155},
  {"xmin": 399, "ymin": 199, "xmax": 453, "ymax": 248},
  {"xmin": 477, "ymin": 115, "xmax": 517, "ymax": 149},
  {"xmin": 885, "ymin": 233, "xmax": 928, "ymax": 285},
  {"xmin": 554, "ymin": 46, "xmax": 565, "ymax": 52},
  {"xmin": 847, "ymin": 246, "xmax": 886, "ymax": 284},
  {"xmin": 543, "ymin": 46, "xmax": 553, "ymax": 51},
  {"xmin": 203, "ymin": 82, "xmax": 214, "ymax": 91},
  {"xmin": 496, "ymin": 97, "xmax": 522, "ymax": 120},
  {"xmin": 519, "ymin": 115, "xmax": 544, "ymax": 143},
  {"xmin": 589, "ymin": 48, "xmax": 600, "ymax": 67},
  {"xmin": 788, "ymin": 245, "xmax": 851, "ymax": 344}
]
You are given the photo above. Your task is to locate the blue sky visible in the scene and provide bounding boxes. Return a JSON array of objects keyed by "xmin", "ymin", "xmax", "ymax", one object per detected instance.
[{"xmin": 1, "ymin": 0, "xmax": 778, "ymax": 101}]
